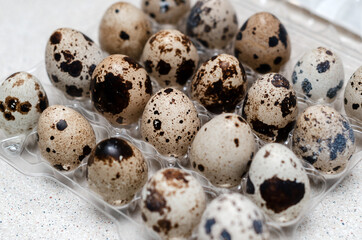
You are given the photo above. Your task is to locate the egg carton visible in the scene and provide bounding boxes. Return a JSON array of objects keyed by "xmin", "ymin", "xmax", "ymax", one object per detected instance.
[{"xmin": 0, "ymin": 0, "xmax": 361, "ymax": 239}]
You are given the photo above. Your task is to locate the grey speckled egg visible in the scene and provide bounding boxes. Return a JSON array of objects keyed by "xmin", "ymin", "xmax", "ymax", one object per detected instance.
[
  {"xmin": 37, "ymin": 105, "xmax": 96, "ymax": 171},
  {"xmin": 235, "ymin": 12, "xmax": 291, "ymax": 74},
  {"xmin": 141, "ymin": 88, "xmax": 200, "ymax": 157},
  {"xmin": 45, "ymin": 28, "xmax": 103, "ymax": 99},
  {"xmin": 191, "ymin": 54, "xmax": 247, "ymax": 114},
  {"xmin": 141, "ymin": 29, "xmax": 199, "ymax": 88},
  {"xmin": 90, "ymin": 54, "xmax": 152, "ymax": 125},
  {"xmin": 292, "ymin": 105, "xmax": 356, "ymax": 175},
  {"xmin": 142, "ymin": 0, "xmax": 191, "ymax": 24},
  {"xmin": 344, "ymin": 66, "xmax": 362, "ymax": 121},
  {"xmin": 198, "ymin": 193, "xmax": 270, "ymax": 240},
  {"xmin": 242, "ymin": 73, "xmax": 298, "ymax": 142},
  {"xmin": 186, "ymin": 0, "xmax": 238, "ymax": 49},
  {"xmin": 87, "ymin": 138, "xmax": 148, "ymax": 206},
  {"xmin": 141, "ymin": 168, "xmax": 206, "ymax": 239},
  {"xmin": 0, "ymin": 72, "xmax": 48, "ymax": 136},
  {"xmin": 99, "ymin": 2, "xmax": 152, "ymax": 60},
  {"xmin": 246, "ymin": 143, "xmax": 310, "ymax": 223},
  {"xmin": 292, "ymin": 47, "xmax": 344, "ymax": 103},
  {"xmin": 189, "ymin": 113, "xmax": 255, "ymax": 188}
]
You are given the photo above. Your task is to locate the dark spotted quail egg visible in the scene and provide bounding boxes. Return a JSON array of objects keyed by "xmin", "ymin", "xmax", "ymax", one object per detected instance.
[
  {"xmin": 141, "ymin": 168, "xmax": 206, "ymax": 239},
  {"xmin": 37, "ymin": 105, "xmax": 96, "ymax": 171},
  {"xmin": 191, "ymin": 54, "xmax": 247, "ymax": 114},
  {"xmin": 234, "ymin": 12, "xmax": 291, "ymax": 74},
  {"xmin": 141, "ymin": 88, "xmax": 200, "ymax": 157},
  {"xmin": 45, "ymin": 28, "xmax": 103, "ymax": 99},
  {"xmin": 246, "ymin": 143, "xmax": 311, "ymax": 223},
  {"xmin": 292, "ymin": 47, "xmax": 344, "ymax": 103},
  {"xmin": 344, "ymin": 66, "xmax": 362, "ymax": 121},
  {"xmin": 189, "ymin": 113, "xmax": 255, "ymax": 188},
  {"xmin": 198, "ymin": 193, "xmax": 270, "ymax": 240},
  {"xmin": 87, "ymin": 138, "xmax": 148, "ymax": 206},
  {"xmin": 242, "ymin": 73, "xmax": 298, "ymax": 142},
  {"xmin": 140, "ymin": 29, "xmax": 199, "ymax": 88},
  {"xmin": 142, "ymin": 0, "xmax": 191, "ymax": 24},
  {"xmin": 186, "ymin": 0, "xmax": 238, "ymax": 49},
  {"xmin": 99, "ymin": 2, "xmax": 152, "ymax": 60},
  {"xmin": 90, "ymin": 54, "xmax": 152, "ymax": 125},
  {"xmin": 292, "ymin": 105, "xmax": 356, "ymax": 175},
  {"xmin": 0, "ymin": 72, "xmax": 48, "ymax": 136}
]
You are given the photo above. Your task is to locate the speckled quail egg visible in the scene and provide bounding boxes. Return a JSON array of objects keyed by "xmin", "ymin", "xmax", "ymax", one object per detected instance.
[
  {"xmin": 141, "ymin": 88, "xmax": 200, "ymax": 157},
  {"xmin": 198, "ymin": 193, "xmax": 270, "ymax": 240},
  {"xmin": 292, "ymin": 105, "xmax": 356, "ymax": 175},
  {"xmin": 142, "ymin": 0, "xmax": 190, "ymax": 24},
  {"xmin": 87, "ymin": 138, "xmax": 148, "ymax": 206},
  {"xmin": 45, "ymin": 28, "xmax": 103, "ymax": 99},
  {"xmin": 344, "ymin": 66, "xmax": 362, "ymax": 121},
  {"xmin": 37, "ymin": 105, "xmax": 96, "ymax": 171},
  {"xmin": 90, "ymin": 54, "xmax": 152, "ymax": 125},
  {"xmin": 141, "ymin": 29, "xmax": 199, "ymax": 88},
  {"xmin": 292, "ymin": 47, "xmax": 344, "ymax": 103},
  {"xmin": 141, "ymin": 168, "xmax": 206, "ymax": 239},
  {"xmin": 246, "ymin": 143, "xmax": 311, "ymax": 223},
  {"xmin": 0, "ymin": 72, "xmax": 48, "ymax": 136},
  {"xmin": 242, "ymin": 73, "xmax": 298, "ymax": 142},
  {"xmin": 186, "ymin": 0, "xmax": 238, "ymax": 49},
  {"xmin": 235, "ymin": 12, "xmax": 291, "ymax": 74},
  {"xmin": 189, "ymin": 113, "xmax": 255, "ymax": 188},
  {"xmin": 191, "ymin": 54, "xmax": 247, "ymax": 114},
  {"xmin": 99, "ymin": 2, "xmax": 152, "ymax": 60}
]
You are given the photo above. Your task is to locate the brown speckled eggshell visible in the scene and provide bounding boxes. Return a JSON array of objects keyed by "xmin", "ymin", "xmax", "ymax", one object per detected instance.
[
  {"xmin": 37, "ymin": 105, "xmax": 96, "ymax": 171},
  {"xmin": 140, "ymin": 29, "xmax": 199, "ymax": 88},
  {"xmin": 141, "ymin": 168, "xmax": 206, "ymax": 239},
  {"xmin": 45, "ymin": 28, "xmax": 103, "ymax": 99},
  {"xmin": 191, "ymin": 54, "xmax": 247, "ymax": 114},
  {"xmin": 87, "ymin": 138, "xmax": 148, "ymax": 206},
  {"xmin": 142, "ymin": 0, "xmax": 191, "ymax": 24},
  {"xmin": 292, "ymin": 105, "xmax": 356, "ymax": 175},
  {"xmin": 186, "ymin": 0, "xmax": 239, "ymax": 49},
  {"xmin": 141, "ymin": 88, "xmax": 201, "ymax": 157},
  {"xmin": 242, "ymin": 73, "xmax": 298, "ymax": 142},
  {"xmin": 90, "ymin": 54, "xmax": 152, "ymax": 125},
  {"xmin": 344, "ymin": 66, "xmax": 362, "ymax": 121},
  {"xmin": 0, "ymin": 72, "xmax": 48, "ymax": 136},
  {"xmin": 234, "ymin": 12, "xmax": 291, "ymax": 74},
  {"xmin": 99, "ymin": 2, "xmax": 152, "ymax": 60}
]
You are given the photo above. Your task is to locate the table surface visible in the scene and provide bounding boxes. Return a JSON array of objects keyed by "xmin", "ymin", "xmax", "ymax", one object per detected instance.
[{"xmin": 0, "ymin": 0, "xmax": 361, "ymax": 239}]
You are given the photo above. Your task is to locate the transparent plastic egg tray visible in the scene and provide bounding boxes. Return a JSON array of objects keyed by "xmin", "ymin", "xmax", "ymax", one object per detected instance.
[{"xmin": 0, "ymin": 0, "xmax": 361, "ymax": 239}]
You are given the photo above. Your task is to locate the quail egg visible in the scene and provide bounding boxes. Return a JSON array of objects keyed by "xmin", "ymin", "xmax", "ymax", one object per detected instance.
[
  {"xmin": 141, "ymin": 168, "xmax": 206, "ymax": 239},
  {"xmin": 344, "ymin": 66, "xmax": 362, "ymax": 121},
  {"xmin": 142, "ymin": 0, "xmax": 191, "ymax": 24}
]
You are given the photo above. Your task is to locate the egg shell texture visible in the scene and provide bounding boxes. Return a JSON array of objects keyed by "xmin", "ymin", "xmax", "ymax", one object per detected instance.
[
  {"xmin": 246, "ymin": 143, "xmax": 311, "ymax": 223},
  {"xmin": 198, "ymin": 193, "xmax": 270, "ymax": 240},
  {"xmin": 141, "ymin": 88, "xmax": 200, "ymax": 157},
  {"xmin": 234, "ymin": 12, "xmax": 291, "ymax": 73},
  {"xmin": 344, "ymin": 66, "xmax": 362, "ymax": 121},
  {"xmin": 186, "ymin": 0, "xmax": 238, "ymax": 49},
  {"xmin": 37, "ymin": 105, "xmax": 96, "ymax": 171},
  {"xmin": 292, "ymin": 105, "xmax": 356, "ymax": 174},
  {"xmin": 99, "ymin": 2, "xmax": 152, "ymax": 59},
  {"xmin": 191, "ymin": 54, "xmax": 247, "ymax": 114},
  {"xmin": 91, "ymin": 54, "xmax": 152, "ymax": 125},
  {"xmin": 242, "ymin": 73, "xmax": 298, "ymax": 142},
  {"xmin": 141, "ymin": 168, "xmax": 206, "ymax": 239},
  {"xmin": 45, "ymin": 28, "xmax": 103, "ymax": 98},
  {"xmin": 292, "ymin": 47, "xmax": 344, "ymax": 103},
  {"xmin": 0, "ymin": 72, "xmax": 48, "ymax": 136},
  {"xmin": 142, "ymin": 0, "xmax": 191, "ymax": 24},
  {"xmin": 189, "ymin": 113, "xmax": 255, "ymax": 188},
  {"xmin": 87, "ymin": 138, "xmax": 148, "ymax": 206},
  {"xmin": 140, "ymin": 29, "xmax": 199, "ymax": 88}
]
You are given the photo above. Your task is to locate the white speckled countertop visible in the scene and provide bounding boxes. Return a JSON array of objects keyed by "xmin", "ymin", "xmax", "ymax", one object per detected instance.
[{"xmin": 0, "ymin": 0, "xmax": 361, "ymax": 239}]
